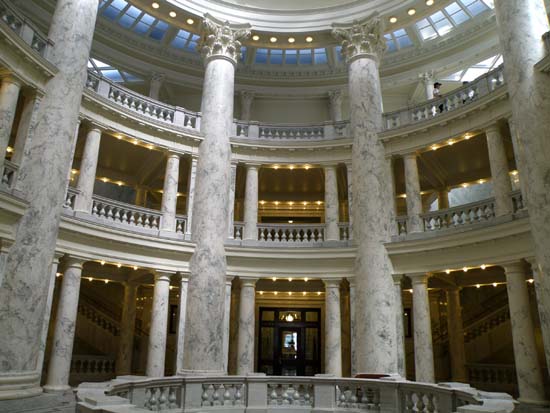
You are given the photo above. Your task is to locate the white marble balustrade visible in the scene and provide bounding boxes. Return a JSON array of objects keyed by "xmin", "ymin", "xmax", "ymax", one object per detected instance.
[
  {"xmin": 422, "ymin": 198, "xmax": 496, "ymax": 231},
  {"xmin": 69, "ymin": 355, "xmax": 115, "ymax": 384},
  {"xmin": 91, "ymin": 195, "xmax": 162, "ymax": 230},
  {"xmin": 0, "ymin": 160, "xmax": 18, "ymax": 190},
  {"xmin": 338, "ymin": 222, "xmax": 350, "ymax": 241},
  {"xmin": 258, "ymin": 223, "xmax": 325, "ymax": 243}
]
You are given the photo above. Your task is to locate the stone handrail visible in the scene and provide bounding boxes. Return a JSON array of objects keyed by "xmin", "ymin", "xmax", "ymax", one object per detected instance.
[
  {"xmin": 384, "ymin": 65, "xmax": 505, "ymax": 130},
  {"xmin": 233, "ymin": 221, "xmax": 244, "ymax": 240},
  {"xmin": 63, "ymin": 186, "xmax": 79, "ymax": 210},
  {"xmin": 258, "ymin": 223, "xmax": 325, "ymax": 243},
  {"xmin": 421, "ymin": 197, "xmax": 496, "ymax": 232},
  {"xmin": 85, "ymin": 71, "xmax": 201, "ymax": 131},
  {"xmin": 175, "ymin": 214, "xmax": 188, "ymax": 234},
  {"xmin": 463, "ymin": 305, "xmax": 510, "ymax": 343},
  {"xmin": 338, "ymin": 222, "xmax": 350, "ymax": 241},
  {"xmin": 91, "ymin": 194, "xmax": 163, "ymax": 231},
  {"xmin": 0, "ymin": 0, "xmax": 52, "ymax": 58},
  {"xmin": 1, "ymin": 160, "xmax": 18, "ymax": 190},
  {"xmin": 70, "ymin": 355, "xmax": 116, "ymax": 384},
  {"xmin": 77, "ymin": 375, "xmax": 516, "ymax": 413}
]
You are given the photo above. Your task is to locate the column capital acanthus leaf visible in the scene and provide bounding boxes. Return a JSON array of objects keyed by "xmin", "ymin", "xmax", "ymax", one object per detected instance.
[
  {"xmin": 331, "ymin": 13, "xmax": 386, "ymax": 64},
  {"xmin": 199, "ymin": 14, "xmax": 251, "ymax": 66}
]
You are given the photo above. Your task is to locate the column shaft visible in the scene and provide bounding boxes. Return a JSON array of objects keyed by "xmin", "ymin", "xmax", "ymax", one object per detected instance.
[
  {"xmin": 445, "ymin": 288, "xmax": 467, "ymax": 382},
  {"xmin": 185, "ymin": 155, "xmax": 197, "ymax": 237},
  {"xmin": 160, "ymin": 153, "xmax": 180, "ymax": 231},
  {"xmin": 44, "ymin": 257, "xmax": 84, "ymax": 392},
  {"xmin": 222, "ymin": 278, "xmax": 232, "ymax": 372},
  {"xmin": 243, "ymin": 165, "xmax": 259, "ymax": 241},
  {"xmin": 392, "ymin": 275, "xmax": 407, "ymax": 378},
  {"xmin": 237, "ymin": 279, "xmax": 256, "ymax": 375},
  {"xmin": 175, "ymin": 274, "xmax": 189, "ymax": 373},
  {"xmin": 528, "ymin": 259, "xmax": 550, "ymax": 374},
  {"xmin": 404, "ymin": 154, "xmax": 423, "ymax": 232},
  {"xmin": 227, "ymin": 162, "xmax": 237, "ymax": 238},
  {"xmin": 324, "ymin": 279, "xmax": 342, "ymax": 376},
  {"xmin": 146, "ymin": 273, "xmax": 171, "ymax": 377},
  {"xmin": 148, "ymin": 73, "xmax": 164, "ymax": 100},
  {"xmin": 135, "ymin": 186, "xmax": 147, "ymax": 207},
  {"xmin": 349, "ymin": 280, "xmax": 356, "ymax": 376},
  {"xmin": 0, "ymin": 0, "xmax": 98, "ymax": 398},
  {"xmin": 240, "ymin": 91, "xmax": 254, "ymax": 121},
  {"xmin": 324, "ymin": 165, "xmax": 340, "ymax": 241},
  {"xmin": 485, "ymin": 125, "xmax": 513, "ymax": 216},
  {"xmin": 74, "ymin": 126, "xmax": 102, "ymax": 212},
  {"xmin": 438, "ymin": 189, "xmax": 449, "ymax": 209},
  {"xmin": 0, "ymin": 76, "xmax": 22, "ymax": 171},
  {"xmin": 411, "ymin": 274, "xmax": 435, "ymax": 383},
  {"xmin": 345, "ymin": 162, "xmax": 353, "ymax": 237},
  {"xmin": 116, "ymin": 283, "xmax": 138, "ymax": 376},
  {"xmin": 503, "ymin": 262, "xmax": 546, "ymax": 403},
  {"xmin": 11, "ymin": 92, "xmax": 41, "ymax": 166},
  {"xmin": 328, "ymin": 90, "xmax": 343, "ymax": 122}
]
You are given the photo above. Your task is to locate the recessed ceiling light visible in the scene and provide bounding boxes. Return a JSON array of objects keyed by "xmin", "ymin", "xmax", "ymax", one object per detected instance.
[
  {"xmin": 408, "ymin": 8, "xmax": 416, "ymax": 15},
  {"xmin": 288, "ymin": 37, "xmax": 295, "ymax": 43},
  {"xmin": 389, "ymin": 16, "xmax": 398, "ymax": 23},
  {"xmin": 305, "ymin": 36, "xmax": 313, "ymax": 43},
  {"xmin": 152, "ymin": 2, "xmax": 160, "ymax": 9},
  {"xmin": 169, "ymin": 11, "xmax": 176, "ymax": 18},
  {"xmin": 186, "ymin": 18, "xmax": 194, "ymax": 24},
  {"xmin": 426, "ymin": 0, "xmax": 434, "ymax": 5},
  {"xmin": 270, "ymin": 36, "xmax": 277, "ymax": 43},
  {"xmin": 252, "ymin": 34, "xmax": 260, "ymax": 41}
]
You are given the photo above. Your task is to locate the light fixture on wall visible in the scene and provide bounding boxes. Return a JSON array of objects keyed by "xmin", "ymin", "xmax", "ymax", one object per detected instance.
[{"xmin": 285, "ymin": 313, "xmax": 294, "ymax": 322}]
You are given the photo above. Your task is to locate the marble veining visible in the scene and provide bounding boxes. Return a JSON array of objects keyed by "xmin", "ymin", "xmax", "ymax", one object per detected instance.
[
  {"xmin": 236, "ymin": 279, "xmax": 256, "ymax": 375},
  {"xmin": 404, "ymin": 154, "xmax": 423, "ymax": 233},
  {"xmin": 485, "ymin": 125, "xmax": 513, "ymax": 216},
  {"xmin": 186, "ymin": 156, "xmax": 198, "ymax": 237},
  {"xmin": 116, "ymin": 282, "xmax": 138, "ymax": 376},
  {"xmin": 146, "ymin": 273, "xmax": 171, "ymax": 377},
  {"xmin": 74, "ymin": 126, "xmax": 102, "ymax": 213},
  {"xmin": 392, "ymin": 275, "xmax": 406, "ymax": 379},
  {"xmin": 11, "ymin": 92, "xmax": 41, "ymax": 166},
  {"xmin": 175, "ymin": 274, "xmax": 189, "ymax": 374},
  {"xmin": 0, "ymin": 76, "xmax": 21, "ymax": 173},
  {"xmin": 410, "ymin": 274, "xmax": 435, "ymax": 383},
  {"xmin": 324, "ymin": 166, "xmax": 340, "ymax": 241},
  {"xmin": 243, "ymin": 165, "xmax": 259, "ymax": 241},
  {"xmin": 160, "ymin": 153, "xmax": 180, "ymax": 231},
  {"xmin": 324, "ymin": 279, "xmax": 342, "ymax": 376}
]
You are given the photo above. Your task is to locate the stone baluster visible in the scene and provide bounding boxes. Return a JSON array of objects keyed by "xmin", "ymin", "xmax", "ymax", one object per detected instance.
[
  {"xmin": 44, "ymin": 256, "xmax": 85, "ymax": 392},
  {"xmin": 223, "ymin": 277, "xmax": 233, "ymax": 373},
  {"xmin": 227, "ymin": 161, "xmax": 238, "ymax": 239},
  {"xmin": 333, "ymin": 15, "xmax": 398, "ymax": 375},
  {"xmin": 243, "ymin": 163, "xmax": 259, "ymax": 241},
  {"xmin": 445, "ymin": 287, "xmax": 467, "ymax": 382},
  {"xmin": 175, "ymin": 272, "xmax": 189, "ymax": 373},
  {"xmin": 237, "ymin": 278, "xmax": 257, "ymax": 375},
  {"xmin": 494, "ymin": 1, "xmax": 550, "ymax": 368},
  {"xmin": 0, "ymin": 74, "xmax": 22, "ymax": 172},
  {"xmin": 185, "ymin": 155, "xmax": 198, "ymax": 238},
  {"xmin": 409, "ymin": 273, "xmax": 435, "ymax": 383},
  {"xmin": 240, "ymin": 91, "xmax": 254, "ymax": 122},
  {"xmin": 324, "ymin": 279, "xmax": 342, "ymax": 376},
  {"xmin": 74, "ymin": 124, "xmax": 102, "ymax": 213},
  {"xmin": 404, "ymin": 153, "xmax": 423, "ymax": 233},
  {"xmin": 116, "ymin": 282, "xmax": 138, "ymax": 376},
  {"xmin": 485, "ymin": 124, "xmax": 513, "ymax": 216},
  {"xmin": 0, "ymin": 0, "xmax": 99, "ymax": 399},
  {"xmin": 328, "ymin": 90, "xmax": 343, "ymax": 122},
  {"xmin": 160, "ymin": 152, "xmax": 180, "ymax": 232},
  {"xmin": 146, "ymin": 271, "xmax": 172, "ymax": 377},
  {"xmin": 324, "ymin": 164, "xmax": 340, "ymax": 241},
  {"xmin": 149, "ymin": 72, "xmax": 165, "ymax": 101},
  {"xmin": 11, "ymin": 91, "xmax": 42, "ymax": 166},
  {"xmin": 391, "ymin": 274, "xmax": 407, "ymax": 379},
  {"xmin": 345, "ymin": 161, "xmax": 353, "ymax": 238},
  {"xmin": 182, "ymin": 17, "xmax": 251, "ymax": 375},
  {"xmin": 502, "ymin": 262, "xmax": 547, "ymax": 404},
  {"xmin": 527, "ymin": 258, "xmax": 550, "ymax": 374}
]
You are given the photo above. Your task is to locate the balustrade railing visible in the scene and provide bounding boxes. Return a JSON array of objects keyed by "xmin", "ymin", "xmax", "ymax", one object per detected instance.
[
  {"xmin": 258, "ymin": 224, "xmax": 325, "ymax": 243},
  {"xmin": 510, "ymin": 190, "xmax": 525, "ymax": 213},
  {"xmin": 91, "ymin": 195, "xmax": 162, "ymax": 231},
  {"xmin": 232, "ymin": 120, "xmax": 351, "ymax": 141},
  {"xmin": 63, "ymin": 187, "xmax": 79, "ymax": 210},
  {"xmin": 396, "ymin": 216, "xmax": 408, "ymax": 236},
  {"xmin": 78, "ymin": 375, "xmax": 514, "ymax": 413},
  {"xmin": 466, "ymin": 364, "xmax": 516, "ymax": 390},
  {"xmin": 70, "ymin": 355, "xmax": 116, "ymax": 384},
  {"xmin": 1, "ymin": 160, "xmax": 18, "ymax": 190},
  {"xmin": 0, "ymin": 1, "xmax": 52, "ymax": 58},
  {"xmin": 233, "ymin": 221, "xmax": 244, "ymax": 240},
  {"xmin": 175, "ymin": 215, "xmax": 187, "ymax": 234},
  {"xmin": 421, "ymin": 198, "xmax": 495, "ymax": 231},
  {"xmin": 338, "ymin": 222, "xmax": 350, "ymax": 241}
]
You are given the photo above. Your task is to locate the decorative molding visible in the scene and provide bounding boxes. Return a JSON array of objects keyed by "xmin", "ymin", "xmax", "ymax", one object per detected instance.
[
  {"xmin": 198, "ymin": 15, "xmax": 251, "ymax": 66},
  {"xmin": 332, "ymin": 13, "xmax": 386, "ymax": 63}
]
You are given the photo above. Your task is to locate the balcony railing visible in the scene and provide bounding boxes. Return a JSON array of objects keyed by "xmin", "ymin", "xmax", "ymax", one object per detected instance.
[
  {"xmin": 0, "ymin": 161, "xmax": 18, "ymax": 190},
  {"xmin": 77, "ymin": 375, "xmax": 515, "ymax": 413},
  {"xmin": 258, "ymin": 223, "xmax": 325, "ymax": 243}
]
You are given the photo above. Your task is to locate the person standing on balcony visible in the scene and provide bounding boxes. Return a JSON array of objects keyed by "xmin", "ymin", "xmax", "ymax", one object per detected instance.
[{"xmin": 433, "ymin": 82, "xmax": 445, "ymax": 113}]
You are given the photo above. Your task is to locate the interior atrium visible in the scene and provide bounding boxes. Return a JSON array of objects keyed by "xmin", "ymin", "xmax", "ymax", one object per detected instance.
[{"xmin": 0, "ymin": 0, "xmax": 549, "ymax": 412}]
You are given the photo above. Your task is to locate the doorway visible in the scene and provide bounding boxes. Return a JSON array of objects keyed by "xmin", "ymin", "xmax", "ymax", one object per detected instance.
[{"xmin": 258, "ymin": 308, "xmax": 321, "ymax": 376}]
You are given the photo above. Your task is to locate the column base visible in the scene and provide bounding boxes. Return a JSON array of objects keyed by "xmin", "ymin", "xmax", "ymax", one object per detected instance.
[
  {"xmin": 43, "ymin": 384, "xmax": 72, "ymax": 393},
  {"xmin": 0, "ymin": 372, "xmax": 42, "ymax": 400}
]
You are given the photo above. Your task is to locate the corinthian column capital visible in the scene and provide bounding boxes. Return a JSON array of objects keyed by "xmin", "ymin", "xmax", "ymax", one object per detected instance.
[
  {"xmin": 198, "ymin": 14, "xmax": 251, "ymax": 66},
  {"xmin": 332, "ymin": 14, "xmax": 386, "ymax": 64}
]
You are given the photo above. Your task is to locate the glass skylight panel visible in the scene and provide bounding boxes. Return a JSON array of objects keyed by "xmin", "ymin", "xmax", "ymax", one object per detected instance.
[
  {"xmin": 92, "ymin": 58, "xmax": 110, "ymax": 68},
  {"xmin": 482, "ymin": 0, "xmax": 494, "ymax": 8},
  {"xmin": 133, "ymin": 13, "xmax": 155, "ymax": 34},
  {"xmin": 384, "ymin": 34, "xmax": 396, "ymax": 52},
  {"xmin": 270, "ymin": 49, "xmax": 283, "ymax": 64},
  {"xmin": 121, "ymin": 72, "xmax": 141, "ymax": 82},
  {"xmin": 442, "ymin": 54, "xmax": 502, "ymax": 82},
  {"xmin": 430, "ymin": 11, "xmax": 453, "ymax": 36},
  {"xmin": 102, "ymin": 0, "xmax": 128, "ymax": 20},
  {"xmin": 102, "ymin": 69, "xmax": 124, "ymax": 82},
  {"xmin": 314, "ymin": 48, "xmax": 328, "ymax": 64},
  {"xmin": 460, "ymin": 0, "xmax": 489, "ymax": 16},
  {"xmin": 445, "ymin": 2, "xmax": 470, "ymax": 25},
  {"xmin": 255, "ymin": 48, "xmax": 268, "ymax": 64},
  {"xmin": 285, "ymin": 49, "xmax": 297, "ymax": 64},
  {"xmin": 393, "ymin": 29, "xmax": 413, "ymax": 49},
  {"xmin": 149, "ymin": 20, "xmax": 169, "ymax": 40},
  {"xmin": 118, "ymin": 5, "xmax": 142, "ymax": 28},
  {"xmin": 298, "ymin": 49, "xmax": 312, "ymax": 64},
  {"xmin": 416, "ymin": 18, "xmax": 438, "ymax": 41},
  {"xmin": 335, "ymin": 46, "xmax": 343, "ymax": 62}
]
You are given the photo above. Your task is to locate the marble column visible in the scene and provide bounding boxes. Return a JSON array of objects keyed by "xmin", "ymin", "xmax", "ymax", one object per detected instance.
[
  {"xmin": 11, "ymin": 92, "xmax": 42, "ymax": 166},
  {"xmin": 420, "ymin": 71, "xmax": 435, "ymax": 100},
  {"xmin": 333, "ymin": 16, "xmax": 398, "ymax": 374},
  {"xmin": 345, "ymin": 162, "xmax": 353, "ymax": 239},
  {"xmin": 409, "ymin": 273, "xmax": 435, "ymax": 383},
  {"xmin": 328, "ymin": 90, "xmax": 343, "ymax": 122},
  {"xmin": 348, "ymin": 278, "xmax": 356, "ymax": 376},
  {"xmin": 222, "ymin": 277, "xmax": 233, "ymax": 372},
  {"xmin": 185, "ymin": 155, "xmax": 198, "ymax": 237},
  {"xmin": 237, "ymin": 278, "xmax": 257, "ymax": 375},
  {"xmin": 324, "ymin": 279, "xmax": 342, "ymax": 376},
  {"xmin": 43, "ymin": 256, "xmax": 85, "ymax": 392},
  {"xmin": 227, "ymin": 161, "xmax": 238, "ymax": 239},
  {"xmin": 445, "ymin": 287, "xmax": 467, "ymax": 382},
  {"xmin": 391, "ymin": 274, "xmax": 407, "ymax": 379},
  {"xmin": 0, "ymin": 74, "xmax": 22, "ymax": 171},
  {"xmin": 438, "ymin": 189, "xmax": 449, "ymax": 210},
  {"xmin": 403, "ymin": 153, "xmax": 423, "ymax": 233},
  {"xmin": 527, "ymin": 258, "xmax": 550, "ymax": 374},
  {"xmin": 324, "ymin": 165, "xmax": 340, "ymax": 241},
  {"xmin": 485, "ymin": 124, "xmax": 513, "ymax": 216},
  {"xmin": 160, "ymin": 152, "xmax": 180, "ymax": 232},
  {"xmin": 503, "ymin": 262, "xmax": 547, "ymax": 404},
  {"xmin": 0, "ymin": 0, "xmax": 98, "ymax": 398},
  {"xmin": 243, "ymin": 164, "xmax": 259, "ymax": 241},
  {"xmin": 494, "ymin": 2, "xmax": 550, "ymax": 372},
  {"xmin": 149, "ymin": 73, "xmax": 165, "ymax": 100},
  {"xmin": 175, "ymin": 273, "xmax": 189, "ymax": 373},
  {"xmin": 74, "ymin": 125, "xmax": 102, "ymax": 213},
  {"xmin": 240, "ymin": 91, "xmax": 254, "ymax": 122},
  {"xmin": 146, "ymin": 271, "xmax": 171, "ymax": 377},
  {"xmin": 134, "ymin": 186, "xmax": 148, "ymax": 207},
  {"xmin": 182, "ymin": 17, "xmax": 250, "ymax": 374},
  {"xmin": 116, "ymin": 282, "xmax": 138, "ymax": 376}
]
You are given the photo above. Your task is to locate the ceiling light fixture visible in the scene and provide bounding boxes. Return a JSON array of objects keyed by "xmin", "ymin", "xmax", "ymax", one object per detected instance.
[
  {"xmin": 305, "ymin": 36, "xmax": 313, "ymax": 43},
  {"xmin": 426, "ymin": 0, "xmax": 434, "ymax": 5},
  {"xmin": 169, "ymin": 11, "xmax": 177, "ymax": 18},
  {"xmin": 480, "ymin": 264, "xmax": 487, "ymax": 270},
  {"xmin": 252, "ymin": 34, "xmax": 260, "ymax": 41},
  {"xmin": 270, "ymin": 37, "xmax": 277, "ymax": 43},
  {"xmin": 152, "ymin": 2, "xmax": 160, "ymax": 9},
  {"xmin": 389, "ymin": 16, "xmax": 398, "ymax": 23},
  {"xmin": 408, "ymin": 8, "xmax": 416, "ymax": 15},
  {"xmin": 186, "ymin": 18, "xmax": 194, "ymax": 25},
  {"xmin": 288, "ymin": 37, "xmax": 295, "ymax": 43}
]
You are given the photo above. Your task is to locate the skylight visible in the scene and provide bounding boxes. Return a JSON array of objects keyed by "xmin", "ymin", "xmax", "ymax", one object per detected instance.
[
  {"xmin": 442, "ymin": 54, "xmax": 503, "ymax": 82},
  {"xmin": 88, "ymin": 58, "xmax": 143, "ymax": 83},
  {"xmin": 384, "ymin": 29, "xmax": 413, "ymax": 52},
  {"xmin": 253, "ymin": 48, "xmax": 329, "ymax": 65}
]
